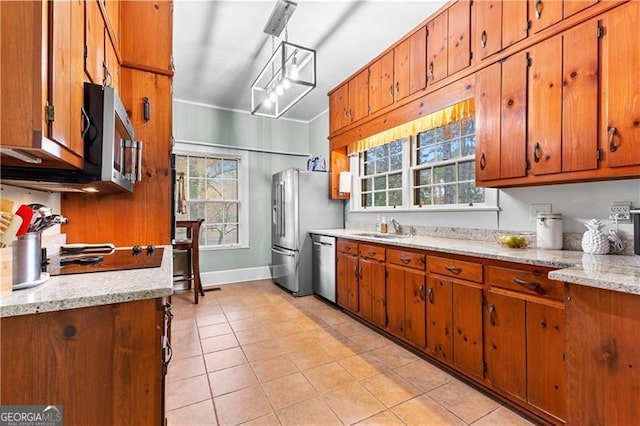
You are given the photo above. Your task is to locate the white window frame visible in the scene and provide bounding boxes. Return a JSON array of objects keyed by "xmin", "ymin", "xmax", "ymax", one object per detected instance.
[{"xmin": 173, "ymin": 141, "xmax": 250, "ymax": 250}]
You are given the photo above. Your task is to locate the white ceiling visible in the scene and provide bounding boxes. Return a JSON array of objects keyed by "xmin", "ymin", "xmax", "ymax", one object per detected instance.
[{"xmin": 173, "ymin": 0, "xmax": 448, "ymax": 122}]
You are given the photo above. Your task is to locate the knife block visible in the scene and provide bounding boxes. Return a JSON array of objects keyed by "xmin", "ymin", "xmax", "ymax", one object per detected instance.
[{"xmin": 1, "ymin": 246, "xmax": 13, "ymax": 297}]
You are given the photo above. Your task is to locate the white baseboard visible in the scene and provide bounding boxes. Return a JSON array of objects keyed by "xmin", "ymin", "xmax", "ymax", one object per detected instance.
[{"xmin": 172, "ymin": 266, "xmax": 272, "ymax": 290}]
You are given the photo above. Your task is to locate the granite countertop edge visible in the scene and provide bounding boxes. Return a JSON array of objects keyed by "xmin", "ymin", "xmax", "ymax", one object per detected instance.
[
  {"xmin": 0, "ymin": 245, "xmax": 174, "ymax": 318},
  {"xmin": 311, "ymin": 229, "xmax": 640, "ymax": 296}
]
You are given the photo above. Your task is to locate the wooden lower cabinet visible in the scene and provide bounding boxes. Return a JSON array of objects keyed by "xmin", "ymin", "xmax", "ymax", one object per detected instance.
[
  {"xmin": 0, "ymin": 298, "xmax": 166, "ymax": 425},
  {"xmin": 337, "ymin": 249, "xmax": 359, "ymax": 312},
  {"xmin": 452, "ymin": 282, "xmax": 484, "ymax": 379},
  {"xmin": 426, "ymin": 276, "xmax": 453, "ymax": 362},
  {"xmin": 386, "ymin": 265, "xmax": 426, "ymax": 348},
  {"xmin": 385, "ymin": 266, "xmax": 406, "ymax": 337},
  {"xmin": 359, "ymin": 257, "xmax": 386, "ymax": 328}
]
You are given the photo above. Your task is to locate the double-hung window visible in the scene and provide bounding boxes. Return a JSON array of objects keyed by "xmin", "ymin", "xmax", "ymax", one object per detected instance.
[
  {"xmin": 359, "ymin": 139, "xmax": 407, "ymax": 209},
  {"xmin": 173, "ymin": 142, "xmax": 249, "ymax": 248}
]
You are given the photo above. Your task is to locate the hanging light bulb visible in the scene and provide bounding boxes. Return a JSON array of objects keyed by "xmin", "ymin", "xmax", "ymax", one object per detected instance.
[
  {"xmin": 282, "ymin": 78, "xmax": 291, "ymax": 90},
  {"xmin": 289, "ymin": 54, "xmax": 299, "ymax": 80},
  {"xmin": 269, "ymin": 92, "xmax": 277, "ymax": 103},
  {"xmin": 275, "ymin": 82, "xmax": 284, "ymax": 96},
  {"xmin": 263, "ymin": 97, "xmax": 272, "ymax": 108}
]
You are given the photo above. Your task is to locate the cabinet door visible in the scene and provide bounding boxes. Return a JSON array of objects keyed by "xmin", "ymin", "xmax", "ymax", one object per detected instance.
[
  {"xmin": 370, "ymin": 262, "xmax": 387, "ymax": 328},
  {"xmin": 528, "ymin": 36, "xmax": 562, "ymax": 176},
  {"xmin": 475, "ymin": 62, "xmax": 501, "ymax": 181},
  {"xmin": 105, "ymin": 35, "xmax": 120, "ymax": 91},
  {"xmin": 564, "ymin": 0, "xmax": 598, "ymax": 18},
  {"xmin": 529, "ymin": 0, "xmax": 563, "ymax": 34},
  {"xmin": 359, "ymin": 259, "xmax": 373, "ymax": 321},
  {"xmin": 50, "ymin": 0, "xmax": 73, "ymax": 150},
  {"xmin": 409, "ymin": 26, "xmax": 427, "ymax": 94},
  {"xmin": 120, "ymin": 0, "xmax": 173, "ymax": 71},
  {"xmin": 329, "ymin": 83, "xmax": 349, "ymax": 133},
  {"xmin": 502, "ymin": 0, "xmax": 528, "ymax": 48},
  {"xmin": 104, "ymin": 0, "xmax": 120, "ymax": 44},
  {"xmin": 562, "ymin": 20, "xmax": 598, "ymax": 173},
  {"xmin": 453, "ymin": 283, "xmax": 483, "ymax": 379},
  {"xmin": 603, "ymin": 2, "xmax": 640, "ymax": 168},
  {"xmin": 337, "ymin": 252, "xmax": 357, "ymax": 310},
  {"xmin": 359, "ymin": 258, "xmax": 384, "ymax": 323},
  {"xmin": 448, "ymin": 0, "xmax": 470, "ymax": 76},
  {"xmin": 85, "ymin": 0, "xmax": 105, "ymax": 85},
  {"xmin": 369, "ymin": 51, "xmax": 394, "ymax": 114},
  {"xmin": 426, "ymin": 13, "xmax": 447, "ymax": 85},
  {"xmin": 426, "ymin": 277, "xmax": 453, "ymax": 363},
  {"xmin": 527, "ymin": 303, "xmax": 566, "ymax": 421},
  {"xmin": 386, "ymin": 266, "xmax": 405, "ymax": 337},
  {"xmin": 404, "ymin": 271, "xmax": 426, "ymax": 348},
  {"xmin": 484, "ymin": 291, "xmax": 526, "ymax": 400},
  {"xmin": 349, "ymin": 69, "xmax": 369, "ymax": 123},
  {"xmin": 500, "ymin": 51, "xmax": 528, "ymax": 179},
  {"xmin": 473, "ymin": 0, "xmax": 501, "ymax": 62},
  {"xmin": 70, "ymin": 0, "xmax": 85, "ymax": 159},
  {"xmin": 394, "ymin": 38, "xmax": 411, "ymax": 101}
]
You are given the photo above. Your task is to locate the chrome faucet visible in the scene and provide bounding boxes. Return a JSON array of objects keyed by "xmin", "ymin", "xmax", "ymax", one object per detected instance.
[{"xmin": 390, "ymin": 218, "xmax": 401, "ymax": 234}]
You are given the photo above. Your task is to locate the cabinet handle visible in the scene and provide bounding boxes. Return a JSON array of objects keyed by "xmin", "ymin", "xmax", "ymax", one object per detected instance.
[
  {"xmin": 419, "ymin": 285, "xmax": 426, "ymax": 301},
  {"xmin": 480, "ymin": 30, "xmax": 487, "ymax": 49},
  {"xmin": 428, "ymin": 62, "xmax": 434, "ymax": 81},
  {"xmin": 428, "ymin": 286, "xmax": 434, "ymax": 304},
  {"xmin": 354, "ymin": 265, "xmax": 359, "ymax": 280},
  {"xmin": 399, "ymin": 256, "xmax": 411, "ymax": 264},
  {"xmin": 80, "ymin": 107, "xmax": 91, "ymax": 138},
  {"xmin": 608, "ymin": 127, "xmax": 618, "ymax": 152},
  {"xmin": 489, "ymin": 304, "xmax": 496, "ymax": 326},
  {"xmin": 479, "ymin": 153, "xmax": 487, "ymax": 171},
  {"xmin": 368, "ymin": 250, "xmax": 377, "ymax": 257},
  {"xmin": 512, "ymin": 277, "xmax": 545, "ymax": 295},
  {"xmin": 533, "ymin": 142, "xmax": 542, "ymax": 163},
  {"xmin": 395, "ymin": 82, "xmax": 400, "ymax": 94},
  {"xmin": 535, "ymin": 0, "xmax": 543, "ymax": 20},
  {"xmin": 143, "ymin": 97, "xmax": 151, "ymax": 122},
  {"xmin": 389, "ymin": 85, "xmax": 394, "ymax": 97},
  {"xmin": 444, "ymin": 265, "xmax": 462, "ymax": 275},
  {"xmin": 102, "ymin": 61, "xmax": 112, "ymax": 87},
  {"xmin": 344, "ymin": 109, "xmax": 349, "ymax": 120}
]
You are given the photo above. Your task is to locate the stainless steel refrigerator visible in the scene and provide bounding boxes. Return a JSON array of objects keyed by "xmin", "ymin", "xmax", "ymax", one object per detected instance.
[{"xmin": 271, "ymin": 168, "xmax": 343, "ymax": 296}]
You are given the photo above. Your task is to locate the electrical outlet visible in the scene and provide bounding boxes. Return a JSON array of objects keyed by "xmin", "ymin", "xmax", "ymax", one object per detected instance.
[
  {"xmin": 609, "ymin": 201, "xmax": 632, "ymax": 224},
  {"xmin": 529, "ymin": 203, "xmax": 552, "ymax": 221}
]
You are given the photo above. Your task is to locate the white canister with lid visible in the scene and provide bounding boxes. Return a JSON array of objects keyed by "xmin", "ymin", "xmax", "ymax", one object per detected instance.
[{"xmin": 537, "ymin": 212, "xmax": 563, "ymax": 249}]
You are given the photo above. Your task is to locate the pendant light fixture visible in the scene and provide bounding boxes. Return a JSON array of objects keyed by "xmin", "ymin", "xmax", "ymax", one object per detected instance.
[{"xmin": 251, "ymin": 0, "xmax": 316, "ymax": 118}]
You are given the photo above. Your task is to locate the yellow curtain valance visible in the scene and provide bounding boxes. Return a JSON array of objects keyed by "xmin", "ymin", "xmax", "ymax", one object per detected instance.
[{"xmin": 347, "ymin": 98, "xmax": 475, "ymax": 155}]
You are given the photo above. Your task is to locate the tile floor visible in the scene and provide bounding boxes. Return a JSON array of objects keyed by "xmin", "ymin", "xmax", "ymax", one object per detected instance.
[{"xmin": 166, "ymin": 280, "xmax": 534, "ymax": 426}]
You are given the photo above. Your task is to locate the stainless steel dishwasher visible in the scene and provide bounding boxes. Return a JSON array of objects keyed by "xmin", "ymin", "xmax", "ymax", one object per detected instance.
[{"xmin": 311, "ymin": 234, "xmax": 336, "ymax": 302}]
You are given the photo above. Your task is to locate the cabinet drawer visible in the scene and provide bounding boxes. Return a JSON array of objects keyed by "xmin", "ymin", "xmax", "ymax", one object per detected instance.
[
  {"xmin": 488, "ymin": 266, "xmax": 563, "ymax": 301},
  {"xmin": 428, "ymin": 256, "xmax": 483, "ymax": 283},
  {"xmin": 359, "ymin": 244, "xmax": 385, "ymax": 262},
  {"xmin": 387, "ymin": 249, "xmax": 425, "ymax": 270},
  {"xmin": 337, "ymin": 239, "xmax": 358, "ymax": 255}
]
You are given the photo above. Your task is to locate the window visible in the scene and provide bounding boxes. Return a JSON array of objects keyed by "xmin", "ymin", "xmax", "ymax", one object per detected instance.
[
  {"xmin": 359, "ymin": 139, "xmax": 407, "ymax": 208},
  {"xmin": 173, "ymin": 142, "xmax": 249, "ymax": 248},
  {"xmin": 412, "ymin": 117, "xmax": 484, "ymax": 206}
]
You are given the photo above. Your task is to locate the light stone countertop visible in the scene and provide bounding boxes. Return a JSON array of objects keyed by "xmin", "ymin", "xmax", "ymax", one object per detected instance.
[
  {"xmin": 311, "ymin": 229, "xmax": 640, "ymax": 296},
  {"xmin": 0, "ymin": 245, "xmax": 173, "ymax": 318}
]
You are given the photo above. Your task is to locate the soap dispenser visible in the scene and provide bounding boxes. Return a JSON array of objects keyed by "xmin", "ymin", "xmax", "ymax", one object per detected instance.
[
  {"xmin": 380, "ymin": 217, "xmax": 388, "ymax": 234},
  {"xmin": 376, "ymin": 216, "xmax": 382, "ymax": 233}
]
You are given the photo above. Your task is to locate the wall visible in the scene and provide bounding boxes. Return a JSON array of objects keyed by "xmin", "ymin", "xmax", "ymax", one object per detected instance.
[{"xmin": 173, "ymin": 100, "xmax": 312, "ymax": 281}]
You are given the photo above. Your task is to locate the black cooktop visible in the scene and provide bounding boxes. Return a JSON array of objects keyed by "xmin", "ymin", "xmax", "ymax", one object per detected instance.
[{"xmin": 47, "ymin": 246, "xmax": 164, "ymax": 276}]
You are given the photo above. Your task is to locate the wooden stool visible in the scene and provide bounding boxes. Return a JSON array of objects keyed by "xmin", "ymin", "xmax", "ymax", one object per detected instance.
[{"xmin": 173, "ymin": 219, "xmax": 205, "ymax": 304}]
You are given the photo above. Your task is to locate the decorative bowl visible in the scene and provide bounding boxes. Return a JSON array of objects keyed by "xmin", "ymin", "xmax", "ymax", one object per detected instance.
[{"xmin": 496, "ymin": 232, "xmax": 532, "ymax": 249}]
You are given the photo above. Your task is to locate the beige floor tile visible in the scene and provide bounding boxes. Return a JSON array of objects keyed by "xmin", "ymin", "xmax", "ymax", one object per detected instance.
[
  {"xmin": 166, "ymin": 399, "xmax": 217, "ymax": 426},
  {"xmin": 318, "ymin": 337, "xmax": 364, "ymax": 360},
  {"xmin": 428, "ymin": 379, "xmax": 501, "ymax": 424},
  {"xmin": 199, "ymin": 322, "xmax": 233, "ymax": 339},
  {"xmin": 229, "ymin": 318, "xmax": 262, "ymax": 332},
  {"xmin": 251, "ymin": 355, "xmax": 299, "ymax": 383},
  {"xmin": 370, "ymin": 344, "xmax": 419, "ymax": 369},
  {"xmin": 204, "ymin": 347, "xmax": 247, "ymax": 372},
  {"xmin": 167, "ymin": 355, "xmax": 206, "ymax": 383},
  {"xmin": 361, "ymin": 370, "xmax": 422, "ymax": 408},
  {"xmin": 235, "ymin": 327, "xmax": 273, "ymax": 346},
  {"xmin": 349, "ymin": 332, "xmax": 393, "ymax": 351},
  {"xmin": 294, "ymin": 315, "xmax": 329, "ymax": 331},
  {"xmin": 392, "ymin": 395, "xmax": 465, "ymax": 426},
  {"xmin": 276, "ymin": 397, "xmax": 342, "ymax": 426},
  {"xmin": 241, "ymin": 340, "xmax": 288, "ymax": 363},
  {"xmin": 287, "ymin": 345, "xmax": 334, "ymax": 370},
  {"xmin": 394, "ymin": 360, "xmax": 453, "ymax": 392},
  {"xmin": 214, "ymin": 386, "xmax": 272, "ymax": 425},
  {"xmin": 172, "ymin": 318, "xmax": 198, "ymax": 334},
  {"xmin": 209, "ymin": 364, "xmax": 259, "ymax": 397},
  {"xmin": 261, "ymin": 320, "xmax": 304, "ymax": 337},
  {"xmin": 201, "ymin": 333, "xmax": 240, "ymax": 354},
  {"xmin": 355, "ymin": 410, "xmax": 406, "ymax": 426},
  {"xmin": 303, "ymin": 327, "xmax": 345, "ymax": 346},
  {"xmin": 323, "ymin": 382, "xmax": 386, "ymax": 425},
  {"xmin": 339, "ymin": 352, "xmax": 389, "ymax": 380},
  {"xmin": 303, "ymin": 361, "xmax": 356, "ymax": 393},
  {"xmin": 196, "ymin": 313, "xmax": 228, "ymax": 327},
  {"xmin": 240, "ymin": 412, "xmax": 280, "ymax": 426},
  {"xmin": 166, "ymin": 374, "xmax": 212, "ymax": 411},
  {"xmin": 332, "ymin": 320, "xmax": 370, "ymax": 338},
  {"xmin": 224, "ymin": 309, "xmax": 256, "ymax": 321},
  {"xmin": 172, "ymin": 339, "xmax": 203, "ymax": 361},
  {"xmin": 276, "ymin": 333, "xmax": 317, "ymax": 353},
  {"xmin": 262, "ymin": 372, "xmax": 318, "ymax": 410},
  {"xmin": 472, "ymin": 406, "xmax": 535, "ymax": 426}
]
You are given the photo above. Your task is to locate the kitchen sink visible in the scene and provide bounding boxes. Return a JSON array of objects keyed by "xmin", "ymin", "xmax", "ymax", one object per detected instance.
[{"xmin": 351, "ymin": 232, "xmax": 412, "ymax": 239}]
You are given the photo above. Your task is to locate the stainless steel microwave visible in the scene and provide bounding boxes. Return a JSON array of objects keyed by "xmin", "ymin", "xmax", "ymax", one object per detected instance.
[{"xmin": 1, "ymin": 83, "xmax": 142, "ymax": 193}]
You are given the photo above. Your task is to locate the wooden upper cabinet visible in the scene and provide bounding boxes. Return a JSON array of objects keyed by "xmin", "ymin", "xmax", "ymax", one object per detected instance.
[
  {"xmin": 329, "ymin": 83, "xmax": 349, "ymax": 133},
  {"xmin": 104, "ymin": 0, "xmax": 120, "ymax": 45},
  {"xmin": 120, "ymin": 0, "xmax": 173, "ymax": 72},
  {"xmin": 448, "ymin": 0, "xmax": 471, "ymax": 76},
  {"xmin": 602, "ymin": 1, "xmax": 640, "ymax": 168},
  {"xmin": 564, "ymin": 0, "xmax": 598, "ymax": 18},
  {"xmin": 394, "ymin": 37, "xmax": 411, "ymax": 101},
  {"xmin": 0, "ymin": 1, "xmax": 83, "ymax": 169},
  {"xmin": 528, "ymin": 0, "xmax": 563, "ymax": 34},
  {"xmin": 85, "ymin": 0, "xmax": 106, "ymax": 85},
  {"xmin": 349, "ymin": 69, "xmax": 370, "ymax": 123},
  {"xmin": 528, "ymin": 36, "xmax": 563, "ymax": 176},
  {"xmin": 500, "ymin": 51, "xmax": 528, "ymax": 179},
  {"xmin": 472, "ymin": 0, "xmax": 502, "ymax": 62},
  {"xmin": 475, "ymin": 62, "xmax": 502, "ymax": 181},
  {"xmin": 409, "ymin": 26, "xmax": 427, "ymax": 94},
  {"xmin": 562, "ymin": 20, "xmax": 598, "ymax": 173},
  {"xmin": 426, "ymin": 12, "xmax": 448, "ymax": 85},
  {"xmin": 369, "ymin": 51, "xmax": 394, "ymax": 114},
  {"xmin": 502, "ymin": 0, "xmax": 529, "ymax": 48}
]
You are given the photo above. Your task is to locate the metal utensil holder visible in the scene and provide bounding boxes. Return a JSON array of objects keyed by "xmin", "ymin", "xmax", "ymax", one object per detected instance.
[{"xmin": 15, "ymin": 232, "xmax": 42, "ymax": 285}]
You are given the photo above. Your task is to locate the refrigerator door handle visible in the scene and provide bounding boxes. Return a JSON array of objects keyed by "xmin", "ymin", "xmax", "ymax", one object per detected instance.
[
  {"xmin": 271, "ymin": 247, "xmax": 295, "ymax": 257},
  {"xmin": 279, "ymin": 182, "xmax": 285, "ymax": 237}
]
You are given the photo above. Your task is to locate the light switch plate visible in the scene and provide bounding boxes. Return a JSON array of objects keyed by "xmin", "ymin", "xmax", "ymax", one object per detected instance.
[{"xmin": 529, "ymin": 203, "xmax": 552, "ymax": 221}]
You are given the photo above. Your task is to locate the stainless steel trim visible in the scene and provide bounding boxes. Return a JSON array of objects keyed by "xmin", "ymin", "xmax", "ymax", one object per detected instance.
[{"xmin": 271, "ymin": 246, "xmax": 296, "ymax": 256}]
